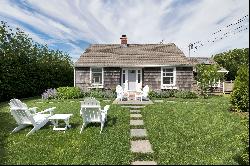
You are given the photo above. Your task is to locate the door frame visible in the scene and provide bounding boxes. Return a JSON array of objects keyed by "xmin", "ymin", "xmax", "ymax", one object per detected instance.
[{"xmin": 121, "ymin": 68, "xmax": 142, "ymax": 91}]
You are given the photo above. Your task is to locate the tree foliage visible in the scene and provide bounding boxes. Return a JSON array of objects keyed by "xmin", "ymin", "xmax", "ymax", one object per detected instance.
[
  {"xmin": 230, "ymin": 65, "xmax": 249, "ymax": 112},
  {"xmin": 196, "ymin": 64, "xmax": 224, "ymax": 98},
  {"xmin": 0, "ymin": 21, "xmax": 74, "ymax": 101},
  {"xmin": 213, "ymin": 48, "xmax": 249, "ymax": 80}
]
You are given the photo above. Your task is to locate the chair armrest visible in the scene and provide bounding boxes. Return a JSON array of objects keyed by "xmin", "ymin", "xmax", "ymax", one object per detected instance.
[
  {"xmin": 37, "ymin": 107, "xmax": 56, "ymax": 115},
  {"xmin": 28, "ymin": 107, "xmax": 38, "ymax": 114}
]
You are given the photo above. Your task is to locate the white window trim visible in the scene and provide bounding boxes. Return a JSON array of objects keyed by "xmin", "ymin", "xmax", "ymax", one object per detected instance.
[
  {"xmin": 90, "ymin": 67, "xmax": 104, "ymax": 88},
  {"xmin": 161, "ymin": 67, "xmax": 177, "ymax": 89}
]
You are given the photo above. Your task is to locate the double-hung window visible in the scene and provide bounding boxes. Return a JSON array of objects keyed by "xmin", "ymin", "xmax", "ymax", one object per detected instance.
[
  {"xmin": 161, "ymin": 67, "xmax": 176, "ymax": 87},
  {"xmin": 91, "ymin": 68, "xmax": 103, "ymax": 86}
]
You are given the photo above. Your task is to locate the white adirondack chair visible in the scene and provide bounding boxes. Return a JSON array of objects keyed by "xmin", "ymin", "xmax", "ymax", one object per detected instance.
[
  {"xmin": 80, "ymin": 97, "xmax": 110, "ymax": 133},
  {"xmin": 135, "ymin": 85, "xmax": 150, "ymax": 101},
  {"xmin": 116, "ymin": 85, "xmax": 124, "ymax": 101},
  {"xmin": 9, "ymin": 99, "xmax": 56, "ymax": 136}
]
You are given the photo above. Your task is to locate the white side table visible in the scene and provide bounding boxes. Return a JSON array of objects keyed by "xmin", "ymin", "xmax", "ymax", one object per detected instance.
[{"xmin": 48, "ymin": 114, "xmax": 73, "ymax": 132}]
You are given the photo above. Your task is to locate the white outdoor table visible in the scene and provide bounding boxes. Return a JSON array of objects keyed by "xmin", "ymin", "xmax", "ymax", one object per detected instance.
[{"xmin": 48, "ymin": 114, "xmax": 73, "ymax": 132}]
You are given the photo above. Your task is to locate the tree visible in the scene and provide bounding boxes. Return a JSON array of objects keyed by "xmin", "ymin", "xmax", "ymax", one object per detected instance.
[
  {"xmin": 213, "ymin": 48, "xmax": 249, "ymax": 81},
  {"xmin": 0, "ymin": 21, "xmax": 74, "ymax": 101},
  {"xmin": 196, "ymin": 64, "xmax": 224, "ymax": 98},
  {"xmin": 230, "ymin": 65, "xmax": 249, "ymax": 112}
]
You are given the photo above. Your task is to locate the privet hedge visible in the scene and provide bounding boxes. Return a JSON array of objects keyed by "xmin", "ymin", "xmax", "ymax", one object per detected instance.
[{"xmin": 0, "ymin": 21, "xmax": 73, "ymax": 101}]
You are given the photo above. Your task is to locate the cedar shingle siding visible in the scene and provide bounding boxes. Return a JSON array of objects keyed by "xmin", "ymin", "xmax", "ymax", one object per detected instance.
[
  {"xmin": 143, "ymin": 67, "xmax": 161, "ymax": 90},
  {"xmin": 104, "ymin": 67, "xmax": 121, "ymax": 90},
  {"xmin": 75, "ymin": 67, "xmax": 90, "ymax": 90},
  {"xmin": 176, "ymin": 67, "xmax": 193, "ymax": 90}
]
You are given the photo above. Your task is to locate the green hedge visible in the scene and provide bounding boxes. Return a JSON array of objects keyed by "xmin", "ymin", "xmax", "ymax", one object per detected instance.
[
  {"xmin": 56, "ymin": 87, "xmax": 82, "ymax": 99},
  {"xmin": 230, "ymin": 65, "xmax": 249, "ymax": 112},
  {"xmin": 0, "ymin": 21, "xmax": 73, "ymax": 102},
  {"xmin": 148, "ymin": 89, "xmax": 198, "ymax": 99}
]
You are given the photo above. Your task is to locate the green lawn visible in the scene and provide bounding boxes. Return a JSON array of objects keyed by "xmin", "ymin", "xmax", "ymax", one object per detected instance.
[
  {"xmin": 0, "ymin": 96, "xmax": 248, "ymax": 164},
  {"xmin": 0, "ymin": 98, "xmax": 132, "ymax": 165},
  {"xmin": 142, "ymin": 96, "xmax": 248, "ymax": 165}
]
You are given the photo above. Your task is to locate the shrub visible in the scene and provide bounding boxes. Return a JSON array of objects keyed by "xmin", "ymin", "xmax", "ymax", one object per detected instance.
[
  {"xmin": 174, "ymin": 90, "xmax": 198, "ymax": 99},
  {"xmin": 41, "ymin": 88, "xmax": 57, "ymax": 100},
  {"xmin": 56, "ymin": 87, "xmax": 82, "ymax": 99},
  {"xmin": 231, "ymin": 65, "xmax": 249, "ymax": 112},
  {"xmin": 148, "ymin": 89, "xmax": 197, "ymax": 99}
]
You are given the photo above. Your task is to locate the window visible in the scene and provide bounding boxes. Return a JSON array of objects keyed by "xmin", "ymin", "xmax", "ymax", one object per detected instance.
[
  {"xmin": 138, "ymin": 70, "xmax": 141, "ymax": 83},
  {"xmin": 162, "ymin": 68, "xmax": 175, "ymax": 85},
  {"xmin": 91, "ymin": 68, "xmax": 103, "ymax": 85},
  {"xmin": 122, "ymin": 70, "xmax": 126, "ymax": 83}
]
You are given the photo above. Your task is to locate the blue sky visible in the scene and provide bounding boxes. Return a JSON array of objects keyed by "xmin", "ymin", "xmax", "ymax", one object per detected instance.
[{"xmin": 0, "ymin": 0, "xmax": 249, "ymax": 62}]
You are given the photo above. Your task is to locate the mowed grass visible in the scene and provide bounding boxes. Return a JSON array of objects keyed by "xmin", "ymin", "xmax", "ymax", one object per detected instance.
[
  {"xmin": 142, "ymin": 96, "xmax": 248, "ymax": 165},
  {"xmin": 0, "ymin": 98, "xmax": 132, "ymax": 165},
  {"xmin": 0, "ymin": 96, "xmax": 248, "ymax": 165}
]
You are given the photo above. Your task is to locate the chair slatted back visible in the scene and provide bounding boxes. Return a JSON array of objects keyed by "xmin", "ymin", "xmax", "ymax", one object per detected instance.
[
  {"xmin": 143, "ymin": 85, "xmax": 149, "ymax": 97},
  {"xmin": 80, "ymin": 98, "xmax": 101, "ymax": 122},
  {"xmin": 10, "ymin": 108, "xmax": 34, "ymax": 125},
  {"xmin": 9, "ymin": 99, "xmax": 34, "ymax": 125}
]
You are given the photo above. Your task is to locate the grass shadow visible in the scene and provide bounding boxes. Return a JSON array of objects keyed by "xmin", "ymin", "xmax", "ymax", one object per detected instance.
[{"xmin": 0, "ymin": 111, "xmax": 16, "ymax": 164}]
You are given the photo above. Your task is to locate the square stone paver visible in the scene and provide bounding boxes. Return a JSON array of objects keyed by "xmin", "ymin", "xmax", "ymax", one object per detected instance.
[
  {"xmin": 131, "ymin": 161, "xmax": 157, "ymax": 165},
  {"xmin": 131, "ymin": 140, "xmax": 153, "ymax": 153},
  {"xmin": 130, "ymin": 114, "xmax": 142, "ymax": 118},
  {"xmin": 130, "ymin": 120, "xmax": 144, "ymax": 126},
  {"xmin": 131, "ymin": 129, "xmax": 147, "ymax": 137},
  {"xmin": 130, "ymin": 110, "xmax": 141, "ymax": 113}
]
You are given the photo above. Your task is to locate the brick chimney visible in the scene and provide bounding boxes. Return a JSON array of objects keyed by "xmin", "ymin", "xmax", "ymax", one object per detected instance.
[{"xmin": 120, "ymin": 35, "xmax": 127, "ymax": 45}]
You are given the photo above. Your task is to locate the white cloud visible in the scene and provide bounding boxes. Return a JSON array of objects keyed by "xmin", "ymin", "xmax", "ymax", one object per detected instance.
[{"xmin": 0, "ymin": 0, "xmax": 248, "ymax": 60}]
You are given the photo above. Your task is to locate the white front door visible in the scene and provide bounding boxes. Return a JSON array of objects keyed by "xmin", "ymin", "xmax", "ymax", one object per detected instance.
[
  {"xmin": 122, "ymin": 68, "xmax": 142, "ymax": 91},
  {"xmin": 128, "ymin": 70, "xmax": 136, "ymax": 91}
]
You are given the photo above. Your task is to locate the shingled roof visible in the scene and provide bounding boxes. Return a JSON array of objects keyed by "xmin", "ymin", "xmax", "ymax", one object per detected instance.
[
  {"xmin": 189, "ymin": 57, "xmax": 216, "ymax": 65},
  {"xmin": 75, "ymin": 43, "xmax": 192, "ymax": 67}
]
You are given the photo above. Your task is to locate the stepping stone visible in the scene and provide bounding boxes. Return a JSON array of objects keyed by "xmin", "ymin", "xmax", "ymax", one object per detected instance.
[
  {"xmin": 166, "ymin": 101, "xmax": 175, "ymax": 103},
  {"xmin": 131, "ymin": 129, "xmax": 147, "ymax": 137},
  {"xmin": 70, "ymin": 101, "xmax": 75, "ymax": 102},
  {"xmin": 130, "ymin": 120, "xmax": 144, "ymax": 126},
  {"xmin": 121, "ymin": 106, "xmax": 145, "ymax": 108},
  {"xmin": 130, "ymin": 110, "xmax": 141, "ymax": 113},
  {"xmin": 130, "ymin": 114, "xmax": 142, "ymax": 118},
  {"xmin": 154, "ymin": 100, "xmax": 163, "ymax": 103},
  {"xmin": 131, "ymin": 161, "xmax": 157, "ymax": 165},
  {"xmin": 36, "ymin": 101, "xmax": 43, "ymax": 103},
  {"xmin": 131, "ymin": 140, "xmax": 153, "ymax": 153},
  {"xmin": 49, "ymin": 101, "xmax": 54, "ymax": 103}
]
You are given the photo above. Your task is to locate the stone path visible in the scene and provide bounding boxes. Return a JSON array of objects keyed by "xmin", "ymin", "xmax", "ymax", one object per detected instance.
[{"xmin": 129, "ymin": 108, "xmax": 157, "ymax": 165}]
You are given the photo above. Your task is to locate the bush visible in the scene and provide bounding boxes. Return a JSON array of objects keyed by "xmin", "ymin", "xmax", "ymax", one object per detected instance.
[
  {"xmin": 174, "ymin": 90, "xmax": 198, "ymax": 99},
  {"xmin": 56, "ymin": 87, "xmax": 82, "ymax": 99},
  {"xmin": 231, "ymin": 65, "xmax": 249, "ymax": 112},
  {"xmin": 41, "ymin": 88, "xmax": 57, "ymax": 100},
  {"xmin": 148, "ymin": 89, "xmax": 197, "ymax": 99}
]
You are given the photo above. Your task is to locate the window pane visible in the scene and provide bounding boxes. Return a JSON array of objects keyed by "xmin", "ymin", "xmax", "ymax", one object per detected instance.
[
  {"xmin": 163, "ymin": 77, "xmax": 170, "ymax": 84},
  {"xmin": 165, "ymin": 73, "xmax": 173, "ymax": 76},
  {"xmin": 164, "ymin": 68, "xmax": 173, "ymax": 72},
  {"xmin": 92, "ymin": 68, "xmax": 102, "ymax": 73},
  {"xmin": 92, "ymin": 73, "xmax": 102, "ymax": 84},
  {"xmin": 138, "ymin": 74, "xmax": 141, "ymax": 83},
  {"xmin": 163, "ymin": 77, "xmax": 173, "ymax": 84},
  {"xmin": 123, "ymin": 74, "xmax": 125, "ymax": 83}
]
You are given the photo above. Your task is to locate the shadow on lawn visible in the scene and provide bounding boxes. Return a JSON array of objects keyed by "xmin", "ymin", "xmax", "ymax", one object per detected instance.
[{"xmin": 0, "ymin": 110, "xmax": 16, "ymax": 164}]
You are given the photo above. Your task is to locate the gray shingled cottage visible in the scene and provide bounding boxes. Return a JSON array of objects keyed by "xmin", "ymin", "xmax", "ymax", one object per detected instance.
[{"xmin": 74, "ymin": 35, "xmax": 193, "ymax": 92}]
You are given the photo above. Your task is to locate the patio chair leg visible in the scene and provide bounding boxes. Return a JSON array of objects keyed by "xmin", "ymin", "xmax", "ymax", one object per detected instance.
[
  {"xmin": 100, "ymin": 122, "xmax": 104, "ymax": 133},
  {"xmin": 26, "ymin": 126, "xmax": 40, "ymax": 136},
  {"xmin": 11, "ymin": 124, "xmax": 29, "ymax": 133},
  {"xmin": 80, "ymin": 123, "xmax": 86, "ymax": 133}
]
